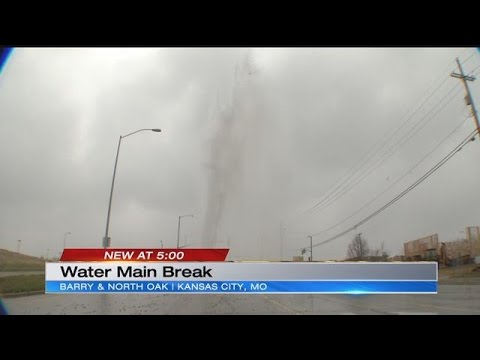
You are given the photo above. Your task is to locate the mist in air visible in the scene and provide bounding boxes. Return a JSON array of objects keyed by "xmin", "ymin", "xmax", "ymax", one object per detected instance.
[{"xmin": 202, "ymin": 53, "xmax": 289, "ymax": 260}]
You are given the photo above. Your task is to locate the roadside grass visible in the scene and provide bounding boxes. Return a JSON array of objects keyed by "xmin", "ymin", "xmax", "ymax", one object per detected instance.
[
  {"xmin": 0, "ymin": 275, "xmax": 45, "ymax": 294},
  {"xmin": 0, "ymin": 249, "xmax": 45, "ymax": 271},
  {"xmin": 439, "ymin": 263, "xmax": 480, "ymax": 278}
]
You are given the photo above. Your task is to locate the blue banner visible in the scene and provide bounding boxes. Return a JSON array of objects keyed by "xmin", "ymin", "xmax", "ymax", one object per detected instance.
[{"xmin": 45, "ymin": 280, "xmax": 437, "ymax": 294}]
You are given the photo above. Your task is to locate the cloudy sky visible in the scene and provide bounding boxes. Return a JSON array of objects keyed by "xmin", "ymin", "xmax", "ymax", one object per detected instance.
[{"xmin": 1, "ymin": 47, "xmax": 479, "ymax": 261}]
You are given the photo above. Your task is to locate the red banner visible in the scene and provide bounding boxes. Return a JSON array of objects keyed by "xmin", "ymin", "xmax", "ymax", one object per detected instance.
[{"xmin": 60, "ymin": 248, "xmax": 229, "ymax": 262}]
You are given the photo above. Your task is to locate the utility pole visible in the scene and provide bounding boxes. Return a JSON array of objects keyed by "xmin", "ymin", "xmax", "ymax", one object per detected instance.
[
  {"xmin": 17, "ymin": 239, "xmax": 21, "ymax": 254},
  {"xmin": 310, "ymin": 235, "xmax": 313, "ymax": 262},
  {"xmin": 451, "ymin": 57, "xmax": 480, "ymax": 136}
]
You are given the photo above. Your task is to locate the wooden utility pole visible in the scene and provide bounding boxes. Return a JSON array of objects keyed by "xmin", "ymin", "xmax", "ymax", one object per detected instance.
[{"xmin": 451, "ymin": 58, "xmax": 480, "ymax": 136}]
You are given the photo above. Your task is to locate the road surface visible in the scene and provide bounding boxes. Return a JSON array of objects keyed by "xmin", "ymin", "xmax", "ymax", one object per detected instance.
[{"xmin": 2, "ymin": 285, "xmax": 480, "ymax": 314}]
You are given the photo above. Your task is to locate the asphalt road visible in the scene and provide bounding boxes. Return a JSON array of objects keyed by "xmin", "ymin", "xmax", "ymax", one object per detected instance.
[{"xmin": 2, "ymin": 285, "xmax": 480, "ymax": 314}]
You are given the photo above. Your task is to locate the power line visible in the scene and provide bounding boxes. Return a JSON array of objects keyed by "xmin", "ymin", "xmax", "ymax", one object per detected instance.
[
  {"xmin": 312, "ymin": 65, "xmax": 480, "ymax": 218},
  {"xmin": 302, "ymin": 82, "xmax": 462, "ymax": 220},
  {"xmin": 471, "ymin": 64, "xmax": 480, "ymax": 75},
  {"xmin": 297, "ymin": 59, "xmax": 479, "ymax": 221},
  {"xmin": 307, "ymin": 113, "xmax": 472, "ymax": 240},
  {"xmin": 287, "ymin": 57, "xmax": 464, "ymax": 225},
  {"xmin": 458, "ymin": 48, "xmax": 477, "ymax": 60},
  {"xmin": 355, "ymin": 131, "xmax": 476, "ymax": 227},
  {"xmin": 462, "ymin": 49, "xmax": 479, "ymax": 65},
  {"xmin": 305, "ymin": 128, "xmax": 478, "ymax": 249},
  {"xmin": 309, "ymin": 84, "xmax": 464, "ymax": 214},
  {"xmin": 303, "ymin": 62, "xmax": 480, "ymax": 250}
]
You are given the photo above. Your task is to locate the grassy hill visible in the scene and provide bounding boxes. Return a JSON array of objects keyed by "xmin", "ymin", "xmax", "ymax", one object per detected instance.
[{"xmin": 0, "ymin": 249, "xmax": 45, "ymax": 271}]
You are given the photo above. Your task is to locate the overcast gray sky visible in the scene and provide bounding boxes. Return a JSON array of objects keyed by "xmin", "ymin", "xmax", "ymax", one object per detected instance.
[{"xmin": 1, "ymin": 47, "xmax": 479, "ymax": 261}]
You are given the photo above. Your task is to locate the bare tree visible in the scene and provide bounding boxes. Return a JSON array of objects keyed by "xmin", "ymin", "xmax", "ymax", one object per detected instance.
[
  {"xmin": 380, "ymin": 241, "xmax": 389, "ymax": 260},
  {"xmin": 370, "ymin": 248, "xmax": 381, "ymax": 257},
  {"xmin": 369, "ymin": 241, "xmax": 389, "ymax": 261},
  {"xmin": 347, "ymin": 233, "xmax": 370, "ymax": 260}
]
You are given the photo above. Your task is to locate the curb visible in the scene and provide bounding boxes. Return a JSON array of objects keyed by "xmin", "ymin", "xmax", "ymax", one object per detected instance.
[{"xmin": 0, "ymin": 290, "xmax": 45, "ymax": 298}]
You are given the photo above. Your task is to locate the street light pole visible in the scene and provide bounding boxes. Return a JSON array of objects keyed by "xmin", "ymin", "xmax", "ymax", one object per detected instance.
[
  {"xmin": 177, "ymin": 214, "xmax": 193, "ymax": 248},
  {"xmin": 103, "ymin": 128, "xmax": 161, "ymax": 248},
  {"xmin": 103, "ymin": 135, "xmax": 122, "ymax": 248},
  {"xmin": 63, "ymin": 232, "xmax": 71, "ymax": 250}
]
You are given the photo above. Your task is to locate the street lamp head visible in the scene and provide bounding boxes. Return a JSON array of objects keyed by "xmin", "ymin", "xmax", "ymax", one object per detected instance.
[{"xmin": 151, "ymin": 129, "xmax": 162, "ymax": 132}]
